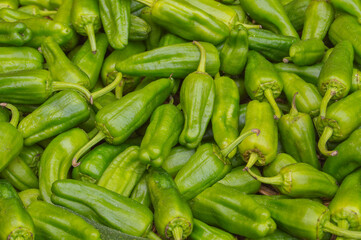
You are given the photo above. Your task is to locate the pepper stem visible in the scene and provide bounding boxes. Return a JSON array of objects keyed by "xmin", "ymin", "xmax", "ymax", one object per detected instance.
[
  {"xmin": 87, "ymin": 128, "xmax": 99, "ymax": 139},
  {"xmin": 72, "ymin": 131, "xmax": 105, "ymax": 167},
  {"xmin": 0, "ymin": 103, "xmax": 19, "ymax": 127},
  {"xmin": 193, "ymin": 41, "xmax": 206, "ymax": 73},
  {"xmin": 220, "ymin": 129, "xmax": 260, "ymax": 157},
  {"xmin": 172, "ymin": 226, "xmax": 183, "ymax": 240},
  {"xmin": 324, "ymin": 221, "xmax": 361, "ymax": 239},
  {"xmin": 318, "ymin": 126, "xmax": 338, "ymax": 157},
  {"xmin": 289, "ymin": 92, "xmax": 299, "ymax": 116},
  {"xmin": 244, "ymin": 152, "xmax": 259, "ymax": 169},
  {"xmin": 115, "ymin": 78, "xmax": 125, "ymax": 99},
  {"xmin": 336, "ymin": 220, "xmax": 350, "ymax": 240},
  {"xmin": 39, "ymin": 10, "xmax": 58, "ymax": 16},
  {"xmin": 135, "ymin": 0, "xmax": 153, "ymax": 6},
  {"xmin": 91, "ymin": 72, "xmax": 123, "ymax": 103},
  {"xmin": 84, "ymin": 23, "xmax": 97, "ymax": 54},
  {"xmin": 264, "ymin": 89, "xmax": 282, "ymax": 120},
  {"xmin": 146, "ymin": 231, "xmax": 162, "ymax": 240},
  {"xmin": 320, "ymin": 88, "xmax": 336, "ymax": 119},
  {"xmin": 238, "ymin": 23, "xmax": 262, "ymax": 29},
  {"xmin": 246, "ymin": 166, "xmax": 284, "ymax": 185},
  {"xmin": 52, "ymin": 82, "xmax": 92, "ymax": 102}
]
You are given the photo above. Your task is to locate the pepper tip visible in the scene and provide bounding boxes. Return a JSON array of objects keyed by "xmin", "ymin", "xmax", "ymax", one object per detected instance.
[
  {"xmin": 0, "ymin": 103, "xmax": 7, "ymax": 107},
  {"xmin": 72, "ymin": 158, "xmax": 80, "ymax": 167},
  {"xmin": 330, "ymin": 151, "xmax": 338, "ymax": 157},
  {"xmin": 252, "ymin": 128, "xmax": 261, "ymax": 136}
]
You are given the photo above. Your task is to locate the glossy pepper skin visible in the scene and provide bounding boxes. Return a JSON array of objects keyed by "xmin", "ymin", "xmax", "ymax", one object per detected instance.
[
  {"xmin": 51, "ymin": 179, "xmax": 154, "ymax": 238},
  {"xmin": 323, "ymin": 129, "xmax": 361, "ymax": 182},
  {"xmin": 140, "ymin": 7, "xmax": 162, "ymax": 50},
  {"xmin": 283, "ymin": 0, "xmax": 311, "ymax": 31},
  {"xmin": 179, "ymin": 42, "xmax": 215, "ymax": 149},
  {"xmin": 0, "ymin": 22, "xmax": 32, "ymax": 46},
  {"xmin": 19, "ymin": 145, "xmax": 43, "ymax": 176},
  {"xmin": 161, "ymin": 147, "xmax": 195, "ymax": 177},
  {"xmin": 251, "ymin": 195, "xmax": 361, "ymax": 240},
  {"xmin": 128, "ymin": 14, "xmax": 151, "ymax": 41},
  {"xmin": 0, "ymin": 47, "xmax": 43, "ymax": 74},
  {"xmin": 130, "ymin": 174, "xmax": 151, "ymax": 208},
  {"xmin": 0, "ymin": 103, "xmax": 23, "ymax": 172},
  {"xmin": 285, "ymin": 39, "xmax": 326, "ymax": 66},
  {"xmin": 302, "ymin": 0, "xmax": 334, "ymax": 40},
  {"xmin": 190, "ymin": 183, "xmax": 276, "ymax": 238},
  {"xmin": 248, "ymin": 29, "xmax": 298, "ymax": 62},
  {"xmin": 278, "ymin": 93, "xmax": 320, "ymax": 169},
  {"xmin": 245, "ymin": 50, "xmax": 283, "ymax": 119},
  {"xmin": 220, "ymin": 24, "xmax": 248, "ymax": 75},
  {"xmin": 314, "ymin": 90, "xmax": 361, "ymax": 157},
  {"xmin": 158, "ymin": 33, "xmax": 187, "ymax": 47},
  {"xmin": 263, "ymin": 153, "xmax": 297, "ymax": 177},
  {"xmin": 189, "ymin": 219, "xmax": 236, "ymax": 240},
  {"xmin": 116, "ymin": 42, "xmax": 220, "ymax": 78},
  {"xmin": 18, "ymin": 5, "xmax": 56, "ymax": 17},
  {"xmin": 18, "ymin": 188, "xmax": 41, "ymax": 208},
  {"xmin": 330, "ymin": 0, "xmax": 361, "ymax": 23},
  {"xmin": 274, "ymin": 62, "xmax": 322, "ymax": 85},
  {"xmin": 139, "ymin": 104, "xmax": 184, "ymax": 167},
  {"xmin": 72, "ymin": 142, "xmax": 129, "ymax": 183},
  {"xmin": 318, "ymin": 41, "xmax": 354, "ymax": 119},
  {"xmin": 27, "ymin": 201, "xmax": 101, "ymax": 240},
  {"xmin": 0, "ymin": 180, "xmax": 35, "ymax": 240},
  {"xmin": 147, "ymin": 167, "xmax": 193, "ymax": 240},
  {"xmin": 212, "ymin": 75, "xmax": 239, "ymax": 158},
  {"xmin": 240, "ymin": 0, "xmax": 299, "ymax": 38}
]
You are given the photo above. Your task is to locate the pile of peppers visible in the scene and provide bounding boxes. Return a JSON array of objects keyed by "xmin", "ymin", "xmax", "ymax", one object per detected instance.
[{"xmin": 3, "ymin": 0, "xmax": 361, "ymax": 239}]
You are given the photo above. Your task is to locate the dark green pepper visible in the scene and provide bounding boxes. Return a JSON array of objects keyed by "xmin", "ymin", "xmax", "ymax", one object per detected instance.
[
  {"xmin": 330, "ymin": 0, "xmax": 361, "ymax": 23},
  {"xmin": 139, "ymin": 103, "xmax": 184, "ymax": 167},
  {"xmin": 19, "ymin": 144, "xmax": 43, "ymax": 176},
  {"xmin": 130, "ymin": 174, "xmax": 151, "ymax": 208},
  {"xmin": 189, "ymin": 219, "xmax": 236, "ymax": 240},
  {"xmin": 161, "ymin": 146, "xmax": 195, "ymax": 177},
  {"xmin": 0, "ymin": 22, "xmax": 32, "ymax": 46},
  {"xmin": 284, "ymin": 39, "xmax": 326, "ymax": 66},
  {"xmin": 147, "ymin": 167, "xmax": 193, "ymax": 240},
  {"xmin": 283, "ymin": 0, "xmax": 311, "ymax": 31},
  {"xmin": 158, "ymin": 33, "xmax": 187, "ymax": 47},
  {"xmin": 140, "ymin": 7, "xmax": 162, "ymax": 50},
  {"xmin": 128, "ymin": 14, "xmax": 151, "ymax": 41},
  {"xmin": 274, "ymin": 62, "xmax": 322, "ymax": 85},
  {"xmin": 18, "ymin": 5, "xmax": 57, "ymax": 16},
  {"xmin": 263, "ymin": 153, "xmax": 298, "ymax": 177}
]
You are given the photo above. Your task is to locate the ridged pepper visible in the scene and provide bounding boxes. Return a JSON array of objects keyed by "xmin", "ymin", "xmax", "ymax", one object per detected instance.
[
  {"xmin": 323, "ymin": 128, "xmax": 361, "ymax": 182},
  {"xmin": 314, "ymin": 90, "xmax": 361, "ymax": 157},
  {"xmin": 0, "ymin": 47, "xmax": 43, "ymax": 74},
  {"xmin": 128, "ymin": 14, "xmax": 151, "ymax": 41},
  {"xmin": 238, "ymin": 100, "xmax": 278, "ymax": 168},
  {"xmin": 278, "ymin": 92, "xmax": 320, "ymax": 169},
  {"xmin": 130, "ymin": 174, "xmax": 151, "ymax": 208},
  {"xmin": 318, "ymin": 41, "xmax": 354, "ymax": 118},
  {"xmin": 38, "ymin": 128, "xmax": 88, "ymax": 203},
  {"xmin": 99, "ymin": 0, "xmax": 130, "ymax": 50},
  {"xmin": 140, "ymin": 7, "xmax": 162, "ymax": 50},
  {"xmin": 220, "ymin": 24, "xmax": 248, "ymax": 75},
  {"xmin": 27, "ymin": 200, "xmax": 101, "ymax": 240},
  {"xmin": 97, "ymin": 146, "xmax": 146, "ymax": 197},
  {"xmin": 283, "ymin": 0, "xmax": 311, "ymax": 31},
  {"xmin": 71, "ymin": 0, "xmax": 101, "ymax": 52},
  {"xmin": 302, "ymin": 0, "xmax": 334, "ymax": 40},
  {"xmin": 189, "ymin": 219, "xmax": 236, "ymax": 240},
  {"xmin": 139, "ymin": 104, "xmax": 184, "ymax": 167},
  {"xmin": 212, "ymin": 75, "xmax": 239, "ymax": 158},
  {"xmin": 263, "ymin": 153, "xmax": 297, "ymax": 177},
  {"xmin": 280, "ymin": 72, "xmax": 321, "ymax": 117},
  {"xmin": 0, "ymin": 0, "xmax": 18, "ymax": 9},
  {"xmin": 251, "ymin": 195, "xmax": 361, "ymax": 239},
  {"xmin": 190, "ymin": 183, "xmax": 276, "ymax": 238},
  {"xmin": 248, "ymin": 28, "xmax": 298, "ymax": 62},
  {"xmin": 147, "ymin": 167, "xmax": 193, "ymax": 240},
  {"xmin": 0, "ymin": 22, "xmax": 32, "ymax": 46},
  {"xmin": 0, "ymin": 103, "xmax": 23, "ymax": 172},
  {"xmin": 0, "ymin": 180, "xmax": 35, "ymax": 240},
  {"xmin": 240, "ymin": 0, "xmax": 299, "ymax": 38},
  {"xmin": 51, "ymin": 179, "xmax": 154, "ymax": 238},
  {"xmin": 245, "ymin": 50, "xmax": 283, "ymax": 119},
  {"xmin": 18, "ymin": 5, "xmax": 57, "ymax": 16},
  {"xmin": 72, "ymin": 142, "xmax": 129, "ymax": 184},
  {"xmin": 19, "ymin": 145, "xmax": 43, "ymax": 176},
  {"xmin": 330, "ymin": 0, "xmax": 361, "ymax": 23},
  {"xmin": 116, "ymin": 41, "xmax": 220, "ymax": 78},
  {"xmin": 179, "ymin": 42, "xmax": 215, "ymax": 149},
  {"xmin": 0, "ymin": 69, "xmax": 92, "ymax": 104},
  {"xmin": 285, "ymin": 38, "xmax": 326, "ymax": 66},
  {"xmin": 18, "ymin": 188, "xmax": 41, "ymax": 208},
  {"xmin": 274, "ymin": 62, "xmax": 322, "ymax": 85}
]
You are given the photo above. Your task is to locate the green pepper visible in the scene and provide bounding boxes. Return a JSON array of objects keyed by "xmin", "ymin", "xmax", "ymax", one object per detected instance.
[
  {"xmin": 19, "ymin": 145, "xmax": 43, "ymax": 176},
  {"xmin": 235, "ymin": 77, "xmax": 247, "ymax": 101},
  {"xmin": 283, "ymin": 0, "xmax": 310, "ymax": 31},
  {"xmin": 0, "ymin": 69, "xmax": 92, "ymax": 104},
  {"xmin": 0, "ymin": 180, "xmax": 35, "ymax": 240},
  {"xmin": 238, "ymin": 100, "xmax": 278, "ymax": 169},
  {"xmin": 158, "ymin": 33, "xmax": 187, "ymax": 47},
  {"xmin": 0, "ymin": 0, "xmax": 18, "ymax": 9},
  {"xmin": 78, "ymin": 108, "xmax": 96, "ymax": 133},
  {"xmin": 131, "ymin": 0, "xmax": 144, "ymax": 12},
  {"xmin": 248, "ymin": 28, "xmax": 298, "ymax": 62},
  {"xmin": 251, "ymin": 195, "xmax": 361, "ymax": 239},
  {"xmin": 278, "ymin": 92, "xmax": 320, "ymax": 169},
  {"xmin": 212, "ymin": 75, "xmax": 239, "ymax": 158},
  {"xmin": 130, "ymin": 174, "xmax": 151, "ymax": 208},
  {"xmin": 0, "ymin": 106, "xmax": 9, "ymax": 122},
  {"xmin": 18, "ymin": 5, "xmax": 57, "ymax": 16},
  {"xmin": 116, "ymin": 41, "xmax": 220, "ymax": 78},
  {"xmin": 314, "ymin": 90, "xmax": 361, "ymax": 157},
  {"xmin": 72, "ymin": 142, "xmax": 129, "ymax": 184},
  {"xmin": 318, "ymin": 41, "xmax": 354, "ymax": 119},
  {"xmin": 27, "ymin": 200, "xmax": 101, "ymax": 240},
  {"xmin": 71, "ymin": 0, "xmax": 101, "ymax": 53},
  {"xmin": 140, "ymin": 7, "xmax": 162, "ymax": 50},
  {"xmin": 246, "ymin": 229, "xmax": 299, "ymax": 240},
  {"xmin": 139, "ymin": 103, "xmax": 184, "ymax": 167},
  {"xmin": 220, "ymin": 24, "xmax": 248, "ymax": 75},
  {"xmin": 0, "ymin": 22, "xmax": 32, "ymax": 46},
  {"xmin": 190, "ymin": 183, "xmax": 276, "ymax": 238},
  {"xmin": 0, "ymin": 8, "xmax": 37, "ymax": 21},
  {"xmin": 147, "ymin": 167, "xmax": 193, "ymax": 240},
  {"xmin": 263, "ymin": 153, "xmax": 297, "ymax": 177},
  {"xmin": 51, "ymin": 179, "xmax": 155, "ymax": 238},
  {"xmin": 18, "ymin": 188, "xmax": 41, "ymax": 208},
  {"xmin": 72, "ymin": 33, "xmax": 109, "ymax": 90},
  {"xmin": 274, "ymin": 62, "xmax": 322, "ymax": 85},
  {"xmin": 161, "ymin": 146, "xmax": 195, "ymax": 177},
  {"xmin": 97, "ymin": 146, "xmax": 146, "ymax": 197},
  {"xmin": 0, "ymin": 103, "xmax": 23, "ymax": 172},
  {"xmin": 284, "ymin": 39, "xmax": 326, "ymax": 66},
  {"xmin": 245, "ymin": 50, "xmax": 283, "ymax": 119},
  {"xmin": 128, "ymin": 14, "xmax": 151, "ymax": 41},
  {"xmin": 330, "ymin": 0, "xmax": 361, "ymax": 23},
  {"xmin": 0, "ymin": 47, "xmax": 43, "ymax": 74},
  {"xmin": 189, "ymin": 219, "xmax": 236, "ymax": 240},
  {"xmin": 19, "ymin": 0, "xmax": 51, "ymax": 9},
  {"xmin": 302, "ymin": 0, "xmax": 334, "ymax": 40},
  {"xmin": 240, "ymin": 0, "xmax": 299, "ymax": 38}
]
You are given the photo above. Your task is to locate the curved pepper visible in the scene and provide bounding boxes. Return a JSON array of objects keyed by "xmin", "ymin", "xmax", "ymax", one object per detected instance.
[
  {"xmin": 18, "ymin": 5, "xmax": 57, "ymax": 16},
  {"xmin": 285, "ymin": 38, "xmax": 326, "ymax": 66},
  {"xmin": 0, "ymin": 180, "xmax": 35, "ymax": 240},
  {"xmin": 0, "ymin": 8, "xmax": 37, "ymax": 21},
  {"xmin": 301, "ymin": 0, "xmax": 334, "ymax": 40},
  {"xmin": 161, "ymin": 146, "xmax": 195, "ymax": 177},
  {"xmin": 140, "ymin": 7, "xmax": 162, "ymax": 50},
  {"xmin": 0, "ymin": 22, "xmax": 32, "ymax": 46},
  {"xmin": 0, "ymin": 47, "xmax": 43, "ymax": 74},
  {"xmin": 330, "ymin": 0, "xmax": 361, "ymax": 23},
  {"xmin": 18, "ymin": 188, "xmax": 41, "ymax": 208},
  {"xmin": 130, "ymin": 174, "xmax": 151, "ymax": 208},
  {"xmin": 147, "ymin": 167, "xmax": 193, "ymax": 240},
  {"xmin": 189, "ymin": 219, "xmax": 236, "ymax": 240}
]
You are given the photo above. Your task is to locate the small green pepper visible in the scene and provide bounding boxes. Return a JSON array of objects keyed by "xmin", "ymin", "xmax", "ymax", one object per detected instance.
[
  {"xmin": 161, "ymin": 146, "xmax": 195, "ymax": 177},
  {"xmin": 189, "ymin": 219, "xmax": 236, "ymax": 240},
  {"xmin": 285, "ymin": 39, "xmax": 326, "ymax": 66},
  {"xmin": 0, "ymin": 47, "xmax": 43, "ymax": 74},
  {"xmin": 0, "ymin": 8, "xmax": 36, "ymax": 21},
  {"xmin": 128, "ymin": 14, "xmax": 151, "ymax": 41},
  {"xmin": 0, "ymin": 22, "xmax": 32, "ymax": 46},
  {"xmin": 130, "ymin": 174, "xmax": 151, "ymax": 208}
]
